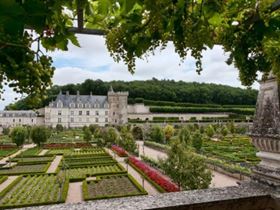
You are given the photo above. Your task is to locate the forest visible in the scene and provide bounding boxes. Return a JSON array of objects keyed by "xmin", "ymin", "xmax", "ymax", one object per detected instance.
[{"xmin": 5, "ymin": 79, "xmax": 258, "ymax": 110}]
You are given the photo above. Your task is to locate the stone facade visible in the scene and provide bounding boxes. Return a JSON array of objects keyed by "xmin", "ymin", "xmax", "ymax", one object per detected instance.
[{"xmin": 0, "ymin": 87, "xmax": 129, "ymax": 129}]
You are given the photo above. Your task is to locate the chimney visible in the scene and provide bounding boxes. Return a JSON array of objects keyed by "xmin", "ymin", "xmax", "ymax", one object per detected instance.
[
  {"xmin": 66, "ymin": 91, "xmax": 69, "ymax": 96},
  {"xmin": 90, "ymin": 91, "xmax": 92, "ymax": 96},
  {"xmin": 77, "ymin": 91, "xmax": 80, "ymax": 96}
]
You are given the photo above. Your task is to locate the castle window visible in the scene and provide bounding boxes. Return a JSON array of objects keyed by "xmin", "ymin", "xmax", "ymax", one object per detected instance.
[
  {"xmin": 78, "ymin": 103, "xmax": 83, "ymax": 108},
  {"xmin": 86, "ymin": 111, "xmax": 90, "ymax": 116},
  {"xmin": 95, "ymin": 111, "xmax": 99, "ymax": 116},
  {"xmin": 57, "ymin": 101, "xmax": 63, "ymax": 108},
  {"xmin": 105, "ymin": 111, "xmax": 108, "ymax": 115},
  {"xmin": 31, "ymin": 119, "xmax": 34, "ymax": 123},
  {"xmin": 95, "ymin": 118, "xmax": 99, "ymax": 123},
  {"xmin": 79, "ymin": 111, "xmax": 82, "ymax": 115},
  {"xmin": 79, "ymin": 118, "xmax": 82, "ymax": 122},
  {"xmin": 58, "ymin": 110, "xmax": 62, "ymax": 116},
  {"xmin": 19, "ymin": 119, "xmax": 21, "ymax": 123},
  {"xmin": 71, "ymin": 111, "xmax": 74, "ymax": 115},
  {"xmin": 113, "ymin": 112, "xmax": 115, "ymax": 116},
  {"xmin": 70, "ymin": 103, "xmax": 75, "ymax": 108},
  {"xmin": 105, "ymin": 118, "xmax": 108, "ymax": 122},
  {"xmin": 13, "ymin": 119, "xmax": 15, "ymax": 122},
  {"xmin": 58, "ymin": 118, "xmax": 61, "ymax": 123},
  {"xmin": 71, "ymin": 118, "xmax": 74, "ymax": 123}
]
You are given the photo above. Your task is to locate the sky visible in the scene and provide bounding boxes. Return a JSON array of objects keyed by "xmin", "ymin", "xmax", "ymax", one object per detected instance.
[{"xmin": 0, "ymin": 35, "xmax": 259, "ymax": 110}]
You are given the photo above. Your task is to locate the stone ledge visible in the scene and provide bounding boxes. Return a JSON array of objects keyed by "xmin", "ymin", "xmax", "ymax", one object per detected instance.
[{"xmin": 19, "ymin": 182, "xmax": 279, "ymax": 210}]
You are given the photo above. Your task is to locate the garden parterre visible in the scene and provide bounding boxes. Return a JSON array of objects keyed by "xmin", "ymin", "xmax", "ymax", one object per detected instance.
[
  {"xmin": 0, "ymin": 174, "xmax": 68, "ymax": 208},
  {"xmin": 0, "ymin": 163, "xmax": 50, "ymax": 175},
  {"xmin": 83, "ymin": 174, "xmax": 147, "ymax": 200}
]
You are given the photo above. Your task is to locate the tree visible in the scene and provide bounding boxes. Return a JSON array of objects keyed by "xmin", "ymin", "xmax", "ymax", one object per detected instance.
[
  {"xmin": 227, "ymin": 121, "xmax": 236, "ymax": 135},
  {"xmin": 149, "ymin": 126, "xmax": 164, "ymax": 143},
  {"xmin": 10, "ymin": 126, "xmax": 27, "ymax": 147},
  {"xmin": 161, "ymin": 139, "xmax": 211, "ymax": 190},
  {"xmin": 206, "ymin": 125, "xmax": 215, "ymax": 139},
  {"xmin": 119, "ymin": 127, "xmax": 137, "ymax": 153},
  {"xmin": 83, "ymin": 128, "xmax": 92, "ymax": 143},
  {"xmin": 1, "ymin": 1, "xmax": 278, "ymax": 102},
  {"xmin": 132, "ymin": 126, "xmax": 143, "ymax": 140},
  {"xmin": 103, "ymin": 127, "xmax": 118, "ymax": 146},
  {"xmin": 164, "ymin": 125, "xmax": 175, "ymax": 142},
  {"xmin": 56, "ymin": 124, "xmax": 63, "ymax": 132},
  {"xmin": 89, "ymin": 124, "xmax": 99, "ymax": 134},
  {"xmin": 2, "ymin": 127, "xmax": 10, "ymax": 136},
  {"xmin": 221, "ymin": 126, "xmax": 229, "ymax": 139},
  {"xmin": 31, "ymin": 126, "xmax": 49, "ymax": 147},
  {"xmin": 192, "ymin": 131, "xmax": 203, "ymax": 152},
  {"xmin": 178, "ymin": 127, "xmax": 191, "ymax": 145}
]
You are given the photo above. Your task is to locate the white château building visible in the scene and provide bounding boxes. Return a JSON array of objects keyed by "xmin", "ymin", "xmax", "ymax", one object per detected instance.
[{"xmin": 0, "ymin": 87, "xmax": 129, "ymax": 129}]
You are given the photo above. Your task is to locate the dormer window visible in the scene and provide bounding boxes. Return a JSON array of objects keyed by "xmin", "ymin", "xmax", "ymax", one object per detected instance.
[
  {"xmin": 57, "ymin": 101, "xmax": 63, "ymax": 108},
  {"xmin": 70, "ymin": 103, "xmax": 75, "ymax": 108},
  {"xmin": 85, "ymin": 103, "xmax": 90, "ymax": 108},
  {"xmin": 104, "ymin": 102, "xmax": 109, "ymax": 108},
  {"xmin": 78, "ymin": 103, "xmax": 83, "ymax": 108}
]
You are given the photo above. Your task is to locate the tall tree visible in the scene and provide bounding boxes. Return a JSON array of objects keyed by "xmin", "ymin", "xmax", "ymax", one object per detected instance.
[{"xmin": 10, "ymin": 126, "xmax": 27, "ymax": 147}]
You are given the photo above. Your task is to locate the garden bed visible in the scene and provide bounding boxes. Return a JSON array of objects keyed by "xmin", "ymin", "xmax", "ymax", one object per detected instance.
[
  {"xmin": 16, "ymin": 148, "xmax": 42, "ymax": 157},
  {"xmin": 12, "ymin": 156, "xmax": 54, "ymax": 164},
  {"xmin": 65, "ymin": 163, "xmax": 126, "ymax": 181},
  {"xmin": 0, "ymin": 163, "xmax": 50, "ymax": 175},
  {"xmin": 43, "ymin": 143, "xmax": 92, "ymax": 149},
  {"xmin": 0, "ymin": 149, "xmax": 18, "ymax": 158},
  {"xmin": 0, "ymin": 176, "xmax": 8, "ymax": 184},
  {"xmin": 83, "ymin": 174, "xmax": 147, "ymax": 200},
  {"xmin": 111, "ymin": 145, "xmax": 128, "ymax": 157},
  {"xmin": 63, "ymin": 156, "xmax": 116, "ymax": 168},
  {"xmin": 0, "ymin": 174, "xmax": 68, "ymax": 209}
]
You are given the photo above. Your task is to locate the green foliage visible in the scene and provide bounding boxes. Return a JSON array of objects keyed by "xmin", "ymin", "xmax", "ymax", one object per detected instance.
[
  {"xmin": 161, "ymin": 139, "xmax": 211, "ymax": 190},
  {"xmin": 132, "ymin": 126, "xmax": 143, "ymax": 140},
  {"xmin": 205, "ymin": 125, "xmax": 215, "ymax": 138},
  {"xmin": 102, "ymin": 127, "xmax": 118, "ymax": 146},
  {"xmin": 89, "ymin": 124, "xmax": 99, "ymax": 134},
  {"xmin": 56, "ymin": 124, "xmax": 64, "ymax": 132},
  {"xmin": 192, "ymin": 131, "xmax": 203, "ymax": 152},
  {"xmin": 119, "ymin": 128, "xmax": 137, "ymax": 153},
  {"xmin": 7, "ymin": 79, "xmax": 258, "ymax": 110},
  {"xmin": 31, "ymin": 126, "xmax": 49, "ymax": 147},
  {"xmin": 227, "ymin": 121, "xmax": 236, "ymax": 134},
  {"xmin": 221, "ymin": 126, "xmax": 229, "ymax": 138},
  {"xmin": 83, "ymin": 128, "xmax": 92, "ymax": 143},
  {"xmin": 149, "ymin": 126, "xmax": 164, "ymax": 143},
  {"xmin": 10, "ymin": 127, "xmax": 27, "ymax": 147},
  {"xmin": 163, "ymin": 125, "xmax": 174, "ymax": 142},
  {"xmin": 178, "ymin": 127, "xmax": 191, "ymax": 145},
  {"xmin": 2, "ymin": 127, "xmax": 10, "ymax": 136}
]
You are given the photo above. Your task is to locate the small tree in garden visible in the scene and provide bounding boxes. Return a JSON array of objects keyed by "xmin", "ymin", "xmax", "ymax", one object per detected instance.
[
  {"xmin": 82, "ymin": 125, "xmax": 88, "ymax": 132},
  {"xmin": 119, "ymin": 128, "xmax": 137, "ymax": 153},
  {"xmin": 56, "ymin": 124, "xmax": 63, "ymax": 132},
  {"xmin": 205, "ymin": 125, "xmax": 215, "ymax": 139},
  {"xmin": 132, "ymin": 126, "xmax": 143, "ymax": 140},
  {"xmin": 192, "ymin": 130, "xmax": 203, "ymax": 152},
  {"xmin": 149, "ymin": 126, "xmax": 164, "ymax": 143},
  {"xmin": 178, "ymin": 127, "xmax": 191, "ymax": 145},
  {"xmin": 10, "ymin": 126, "xmax": 27, "ymax": 147},
  {"xmin": 103, "ymin": 127, "xmax": 118, "ymax": 146},
  {"xmin": 221, "ymin": 126, "xmax": 229, "ymax": 139},
  {"xmin": 83, "ymin": 128, "xmax": 92, "ymax": 143},
  {"xmin": 164, "ymin": 124, "xmax": 175, "ymax": 142},
  {"xmin": 2, "ymin": 127, "xmax": 10, "ymax": 136},
  {"xmin": 89, "ymin": 124, "xmax": 99, "ymax": 134},
  {"xmin": 227, "ymin": 121, "xmax": 236, "ymax": 136},
  {"xmin": 31, "ymin": 126, "xmax": 49, "ymax": 147},
  {"xmin": 161, "ymin": 139, "xmax": 211, "ymax": 190}
]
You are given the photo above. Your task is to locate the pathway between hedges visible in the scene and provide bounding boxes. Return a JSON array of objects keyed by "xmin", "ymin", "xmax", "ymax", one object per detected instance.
[
  {"xmin": 136, "ymin": 141, "xmax": 238, "ymax": 188},
  {"xmin": 105, "ymin": 148, "xmax": 159, "ymax": 196},
  {"xmin": 47, "ymin": 155, "xmax": 62, "ymax": 173},
  {"xmin": 66, "ymin": 182, "xmax": 83, "ymax": 204},
  {"xmin": 38, "ymin": 149, "xmax": 49, "ymax": 156},
  {"xmin": 0, "ymin": 176, "xmax": 18, "ymax": 192}
]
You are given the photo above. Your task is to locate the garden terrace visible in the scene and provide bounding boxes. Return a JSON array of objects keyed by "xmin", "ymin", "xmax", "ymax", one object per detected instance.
[
  {"xmin": 83, "ymin": 174, "xmax": 147, "ymax": 200},
  {"xmin": 0, "ymin": 163, "xmax": 50, "ymax": 175},
  {"xmin": 11, "ymin": 156, "xmax": 54, "ymax": 164},
  {"xmin": 16, "ymin": 148, "xmax": 43, "ymax": 157},
  {"xmin": 0, "ymin": 174, "xmax": 68, "ymax": 209},
  {"xmin": 47, "ymin": 148, "xmax": 108, "ymax": 156},
  {"xmin": 43, "ymin": 143, "xmax": 93, "ymax": 149},
  {"xmin": 65, "ymin": 163, "xmax": 126, "ymax": 182},
  {"xmin": 63, "ymin": 156, "xmax": 116, "ymax": 168}
]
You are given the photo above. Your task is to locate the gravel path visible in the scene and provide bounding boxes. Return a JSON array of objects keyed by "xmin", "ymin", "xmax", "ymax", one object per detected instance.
[
  {"xmin": 136, "ymin": 141, "xmax": 238, "ymax": 188},
  {"xmin": 47, "ymin": 155, "xmax": 62, "ymax": 173},
  {"xmin": 66, "ymin": 182, "xmax": 83, "ymax": 204},
  {"xmin": 106, "ymin": 149, "xmax": 159, "ymax": 195},
  {"xmin": 38, "ymin": 149, "xmax": 49, "ymax": 156},
  {"xmin": 0, "ymin": 176, "xmax": 18, "ymax": 192},
  {"xmin": 0, "ymin": 148, "xmax": 27, "ymax": 164}
]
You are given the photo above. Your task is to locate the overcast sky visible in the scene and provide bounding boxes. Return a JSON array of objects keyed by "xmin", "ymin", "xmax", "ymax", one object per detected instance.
[{"xmin": 0, "ymin": 35, "xmax": 259, "ymax": 110}]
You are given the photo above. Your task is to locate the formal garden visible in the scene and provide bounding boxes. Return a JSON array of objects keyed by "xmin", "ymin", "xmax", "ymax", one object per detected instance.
[{"xmin": 0, "ymin": 121, "xmax": 260, "ymax": 208}]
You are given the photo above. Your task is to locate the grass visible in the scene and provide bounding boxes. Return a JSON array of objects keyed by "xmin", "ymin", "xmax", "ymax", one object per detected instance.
[
  {"xmin": 0, "ymin": 175, "xmax": 68, "ymax": 208},
  {"xmin": 16, "ymin": 148, "xmax": 42, "ymax": 157},
  {"xmin": 0, "ymin": 149, "xmax": 18, "ymax": 158},
  {"xmin": 83, "ymin": 174, "xmax": 147, "ymax": 200}
]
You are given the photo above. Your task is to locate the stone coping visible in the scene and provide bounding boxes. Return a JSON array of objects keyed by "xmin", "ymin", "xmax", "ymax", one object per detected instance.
[{"xmin": 18, "ymin": 182, "xmax": 279, "ymax": 210}]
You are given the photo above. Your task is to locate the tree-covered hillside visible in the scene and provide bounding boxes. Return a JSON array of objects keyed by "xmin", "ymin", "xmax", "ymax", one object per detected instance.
[{"xmin": 5, "ymin": 79, "xmax": 258, "ymax": 110}]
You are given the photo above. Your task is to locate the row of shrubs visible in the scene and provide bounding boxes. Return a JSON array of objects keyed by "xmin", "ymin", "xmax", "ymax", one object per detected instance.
[
  {"xmin": 43, "ymin": 143, "xmax": 92, "ymax": 149},
  {"xmin": 128, "ymin": 98, "xmax": 255, "ymax": 109},
  {"xmin": 150, "ymin": 106, "xmax": 255, "ymax": 115}
]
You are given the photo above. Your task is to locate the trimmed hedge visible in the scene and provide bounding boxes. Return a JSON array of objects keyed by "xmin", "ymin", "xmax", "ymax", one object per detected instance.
[
  {"xmin": 0, "ymin": 176, "xmax": 8, "ymax": 184},
  {"xmin": 150, "ymin": 106, "xmax": 255, "ymax": 115},
  {"xmin": 144, "ymin": 141, "xmax": 169, "ymax": 153}
]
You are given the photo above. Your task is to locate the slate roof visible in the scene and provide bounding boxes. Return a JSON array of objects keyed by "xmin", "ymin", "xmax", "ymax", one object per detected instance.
[
  {"xmin": 0, "ymin": 110, "xmax": 37, "ymax": 118},
  {"xmin": 49, "ymin": 92, "xmax": 108, "ymax": 108}
]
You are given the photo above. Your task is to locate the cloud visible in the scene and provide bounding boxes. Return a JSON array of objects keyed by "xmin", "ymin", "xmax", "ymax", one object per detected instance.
[{"xmin": 1, "ymin": 34, "xmax": 260, "ymax": 110}]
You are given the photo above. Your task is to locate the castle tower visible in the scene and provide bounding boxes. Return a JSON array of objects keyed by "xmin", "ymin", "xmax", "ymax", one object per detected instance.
[{"xmin": 107, "ymin": 86, "xmax": 129, "ymax": 124}]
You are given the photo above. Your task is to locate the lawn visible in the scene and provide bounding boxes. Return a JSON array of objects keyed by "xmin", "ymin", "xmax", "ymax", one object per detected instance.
[
  {"xmin": 0, "ymin": 149, "xmax": 18, "ymax": 158},
  {"xmin": 83, "ymin": 174, "xmax": 147, "ymax": 200},
  {"xmin": 0, "ymin": 175, "xmax": 68, "ymax": 208}
]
